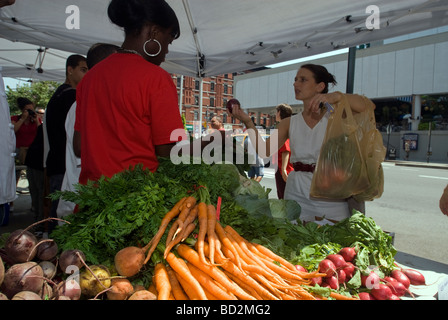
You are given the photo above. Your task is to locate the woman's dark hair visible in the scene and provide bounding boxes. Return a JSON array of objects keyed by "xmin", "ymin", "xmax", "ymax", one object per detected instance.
[
  {"xmin": 17, "ymin": 97, "xmax": 33, "ymax": 110},
  {"xmin": 300, "ymin": 64, "xmax": 337, "ymax": 94},
  {"xmin": 108, "ymin": 0, "xmax": 180, "ymax": 39}
]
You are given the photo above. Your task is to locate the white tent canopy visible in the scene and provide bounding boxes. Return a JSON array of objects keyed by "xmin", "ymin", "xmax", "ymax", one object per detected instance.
[{"xmin": 1, "ymin": 0, "xmax": 448, "ymax": 80}]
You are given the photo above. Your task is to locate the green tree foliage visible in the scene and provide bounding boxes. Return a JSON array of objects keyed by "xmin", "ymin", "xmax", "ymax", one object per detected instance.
[{"xmin": 6, "ymin": 80, "xmax": 61, "ymax": 115}]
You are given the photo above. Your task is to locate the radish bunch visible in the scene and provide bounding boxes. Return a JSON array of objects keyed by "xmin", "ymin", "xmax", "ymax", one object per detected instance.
[
  {"xmin": 315, "ymin": 247, "xmax": 357, "ymax": 291},
  {"xmin": 313, "ymin": 246, "xmax": 426, "ymax": 300}
]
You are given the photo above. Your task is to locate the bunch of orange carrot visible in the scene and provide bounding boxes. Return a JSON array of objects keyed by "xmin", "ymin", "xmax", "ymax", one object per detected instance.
[{"xmin": 144, "ymin": 195, "xmax": 358, "ymax": 301}]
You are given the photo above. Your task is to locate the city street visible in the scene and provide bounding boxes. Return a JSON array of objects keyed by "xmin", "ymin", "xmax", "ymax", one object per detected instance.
[{"xmin": 259, "ymin": 162, "xmax": 448, "ymax": 267}]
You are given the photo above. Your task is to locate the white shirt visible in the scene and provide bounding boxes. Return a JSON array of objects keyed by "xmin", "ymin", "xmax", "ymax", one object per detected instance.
[
  {"xmin": 56, "ymin": 102, "xmax": 80, "ymax": 218},
  {"xmin": 284, "ymin": 112, "xmax": 349, "ymax": 222}
]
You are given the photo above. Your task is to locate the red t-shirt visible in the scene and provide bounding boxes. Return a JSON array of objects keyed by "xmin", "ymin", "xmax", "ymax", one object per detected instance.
[
  {"xmin": 11, "ymin": 115, "xmax": 39, "ymax": 148},
  {"xmin": 277, "ymin": 139, "xmax": 293, "ymax": 173},
  {"xmin": 75, "ymin": 53, "xmax": 186, "ymax": 184}
]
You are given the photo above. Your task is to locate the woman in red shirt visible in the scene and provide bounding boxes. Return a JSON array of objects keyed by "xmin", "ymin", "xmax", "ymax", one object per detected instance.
[
  {"xmin": 274, "ymin": 103, "xmax": 294, "ymax": 199},
  {"xmin": 74, "ymin": 0, "xmax": 187, "ymax": 184},
  {"xmin": 11, "ymin": 97, "xmax": 41, "ymax": 163}
]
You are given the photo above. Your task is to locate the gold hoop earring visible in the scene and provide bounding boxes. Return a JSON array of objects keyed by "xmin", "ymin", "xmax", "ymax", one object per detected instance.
[{"xmin": 143, "ymin": 39, "xmax": 162, "ymax": 57}]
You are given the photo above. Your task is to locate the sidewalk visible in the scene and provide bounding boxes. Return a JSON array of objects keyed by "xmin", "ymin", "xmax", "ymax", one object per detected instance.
[{"xmin": 387, "ymin": 160, "xmax": 448, "ymax": 170}]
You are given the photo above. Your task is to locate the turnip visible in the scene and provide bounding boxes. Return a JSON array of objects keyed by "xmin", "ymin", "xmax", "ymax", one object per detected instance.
[
  {"xmin": 318, "ymin": 259, "xmax": 336, "ymax": 277},
  {"xmin": 0, "ymin": 261, "xmax": 44, "ymax": 299},
  {"xmin": 12, "ymin": 291, "xmax": 42, "ymax": 300},
  {"xmin": 370, "ymin": 283, "xmax": 393, "ymax": 300},
  {"xmin": 338, "ymin": 247, "xmax": 356, "ymax": 262},
  {"xmin": 326, "ymin": 254, "xmax": 347, "ymax": 269},
  {"xmin": 390, "ymin": 269, "xmax": 410, "ymax": 289},
  {"xmin": 401, "ymin": 268, "xmax": 426, "ymax": 286}
]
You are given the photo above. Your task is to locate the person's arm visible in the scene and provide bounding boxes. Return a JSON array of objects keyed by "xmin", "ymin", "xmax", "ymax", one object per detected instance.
[
  {"xmin": 12, "ymin": 112, "xmax": 28, "ymax": 133},
  {"xmin": 309, "ymin": 92, "xmax": 373, "ymax": 114},
  {"xmin": 280, "ymin": 151, "xmax": 290, "ymax": 182},
  {"xmin": 230, "ymin": 103, "xmax": 288, "ymax": 158},
  {"xmin": 440, "ymin": 185, "xmax": 448, "ymax": 216}
]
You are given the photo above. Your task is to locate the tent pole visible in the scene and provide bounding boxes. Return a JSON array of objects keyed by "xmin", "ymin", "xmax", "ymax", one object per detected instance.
[
  {"xmin": 199, "ymin": 78, "xmax": 204, "ymax": 134},
  {"xmin": 178, "ymin": 75, "xmax": 184, "ymax": 114},
  {"xmin": 346, "ymin": 46, "xmax": 356, "ymax": 94}
]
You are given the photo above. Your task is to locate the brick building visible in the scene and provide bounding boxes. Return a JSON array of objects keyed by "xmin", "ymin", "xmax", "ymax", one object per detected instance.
[{"xmin": 172, "ymin": 73, "xmax": 273, "ymax": 132}]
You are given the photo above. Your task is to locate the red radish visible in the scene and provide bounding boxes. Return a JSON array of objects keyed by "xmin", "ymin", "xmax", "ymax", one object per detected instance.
[
  {"xmin": 361, "ymin": 271, "xmax": 380, "ymax": 289},
  {"xmin": 370, "ymin": 283, "xmax": 393, "ymax": 300},
  {"xmin": 338, "ymin": 247, "xmax": 356, "ymax": 262},
  {"xmin": 343, "ymin": 262, "xmax": 355, "ymax": 280},
  {"xmin": 383, "ymin": 276, "xmax": 398, "ymax": 283},
  {"xmin": 336, "ymin": 269, "xmax": 346, "ymax": 284},
  {"xmin": 310, "ymin": 277, "xmax": 322, "ymax": 286},
  {"xmin": 389, "ymin": 294, "xmax": 401, "ymax": 300},
  {"xmin": 401, "ymin": 268, "xmax": 426, "ymax": 286},
  {"xmin": 358, "ymin": 292, "xmax": 375, "ymax": 300},
  {"xmin": 326, "ymin": 254, "xmax": 347, "ymax": 269},
  {"xmin": 386, "ymin": 279, "xmax": 407, "ymax": 297},
  {"xmin": 324, "ymin": 276, "xmax": 339, "ymax": 290},
  {"xmin": 319, "ymin": 259, "xmax": 336, "ymax": 277},
  {"xmin": 391, "ymin": 269, "xmax": 410, "ymax": 289},
  {"xmin": 295, "ymin": 265, "xmax": 306, "ymax": 272}
]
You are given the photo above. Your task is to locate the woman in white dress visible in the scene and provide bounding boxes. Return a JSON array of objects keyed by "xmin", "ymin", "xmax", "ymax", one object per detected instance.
[{"xmin": 229, "ymin": 64, "xmax": 372, "ymax": 223}]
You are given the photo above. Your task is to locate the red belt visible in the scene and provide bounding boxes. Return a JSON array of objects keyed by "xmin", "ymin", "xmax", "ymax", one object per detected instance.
[{"xmin": 293, "ymin": 162, "xmax": 316, "ymax": 173}]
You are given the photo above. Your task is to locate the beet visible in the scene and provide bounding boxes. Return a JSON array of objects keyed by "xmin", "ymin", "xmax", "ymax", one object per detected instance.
[
  {"xmin": 59, "ymin": 249, "xmax": 86, "ymax": 274},
  {"xmin": 0, "ymin": 256, "xmax": 4, "ymax": 287},
  {"xmin": 0, "ymin": 261, "xmax": 44, "ymax": 299},
  {"xmin": 12, "ymin": 291, "xmax": 42, "ymax": 300},
  {"xmin": 56, "ymin": 279, "xmax": 82, "ymax": 300},
  {"xmin": 4, "ymin": 229, "xmax": 38, "ymax": 263},
  {"xmin": 36, "ymin": 239, "xmax": 59, "ymax": 261}
]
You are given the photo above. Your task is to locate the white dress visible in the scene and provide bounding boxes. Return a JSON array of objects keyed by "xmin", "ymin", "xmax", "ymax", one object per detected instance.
[{"xmin": 284, "ymin": 112, "xmax": 349, "ymax": 222}]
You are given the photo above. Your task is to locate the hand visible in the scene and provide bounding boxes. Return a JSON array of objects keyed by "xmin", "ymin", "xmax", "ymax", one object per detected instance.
[
  {"xmin": 309, "ymin": 92, "xmax": 342, "ymax": 114},
  {"xmin": 228, "ymin": 102, "xmax": 252, "ymax": 126}
]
